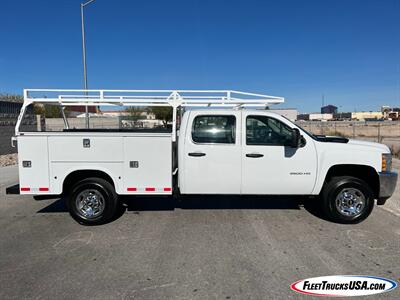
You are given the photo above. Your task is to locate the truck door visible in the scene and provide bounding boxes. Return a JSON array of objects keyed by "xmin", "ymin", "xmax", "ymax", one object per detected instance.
[
  {"xmin": 241, "ymin": 112, "xmax": 317, "ymax": 194},
  {"xmin": 182, "ymin": 111, "xmax": 241, "ymax": 194}
]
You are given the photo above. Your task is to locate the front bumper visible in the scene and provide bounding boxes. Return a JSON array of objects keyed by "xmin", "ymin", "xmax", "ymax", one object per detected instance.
[{"xmin": 377, "ymin": 172, "xmax": 398, "ymax": 204}]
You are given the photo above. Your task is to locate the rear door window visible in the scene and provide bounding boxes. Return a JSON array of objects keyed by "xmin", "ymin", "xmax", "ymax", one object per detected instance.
[{"xmin": 192, "ymin": 115, "xmax": 236, "ymax": 144}]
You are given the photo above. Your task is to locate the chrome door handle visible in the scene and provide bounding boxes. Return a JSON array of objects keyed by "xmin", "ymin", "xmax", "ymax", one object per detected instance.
[
  {"xmin": 188, "ymin": 152, "xmax": 206, "ymax": 157},
  {"xmin": 246, "ymin": 153, "xmax": 264, "ymax": 158}
]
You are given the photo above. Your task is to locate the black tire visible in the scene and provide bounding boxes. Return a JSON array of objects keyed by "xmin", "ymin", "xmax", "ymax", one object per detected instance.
[
  {"xmin": 321, "ymin": 176, "xmax": 374, "ymax": 224},
  {"xmin": 67, "ymin": 177, "xmax": 119, "ymax": 225}
]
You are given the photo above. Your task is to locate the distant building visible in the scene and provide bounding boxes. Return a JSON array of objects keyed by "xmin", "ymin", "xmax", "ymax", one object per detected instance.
[
  {"xmin": 381, "ymin": 106, "xmax": 400, "ymax": 120},
  {"xmin": 270, "ymin": 108, "xmax": 298, "ymax": 121},
  {"xmin": 69, "ymin": 105, "xmax": 97, "ymax": 113},
  {"xmin": 321, "ymin": 105, "xmax": 337, "ymax": 114},
  {"xmin": 333, "ymin": 112, "xmax": 352, "ymax": 120},
  {"xmin": 100, "ymin": 110, "xmax": 156, "ymax": 120},
  {"xmin": 296, "ymin": 114, "xmax": 310, "ymax": 121},
  {"xmin": 309, "ymin": 113, "xmax": 333, "ymax": 121},
  {"xmin": 386, "ymin": 111, "xmax": 399, "ymax": 120},
  {"xmin": 351, "ymin": 112, "xmax": 383, "ymax": 121}
]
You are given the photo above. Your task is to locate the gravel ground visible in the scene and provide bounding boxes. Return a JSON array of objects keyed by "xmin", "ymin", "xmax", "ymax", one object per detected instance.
[
  {"xmin": 0, "ymin": 163, "xmax": 399, "ymax": 299},
  {"xmin": 0, "ymin": 153, "xmax": 18, "ymax": 167}
]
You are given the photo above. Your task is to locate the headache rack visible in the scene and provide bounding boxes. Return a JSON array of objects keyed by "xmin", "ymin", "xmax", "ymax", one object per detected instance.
[{"xmin": 17, "ymin": 89, "xmax": 284, "ymax": 140}]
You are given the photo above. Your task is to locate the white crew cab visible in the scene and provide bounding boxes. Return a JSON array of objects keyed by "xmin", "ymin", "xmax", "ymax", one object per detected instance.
[{"xmin": 8, "ymin": 89, "xmax": 397, "ymax": 225}]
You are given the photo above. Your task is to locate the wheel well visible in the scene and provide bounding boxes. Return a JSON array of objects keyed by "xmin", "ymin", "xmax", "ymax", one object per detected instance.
[
  {"xmin": 62, "ymin": 170, "xmax": 115, "ymax": 194},
  {"xmin": 325, "ymin": 165, "xmax": 379, "ymax": 198}
]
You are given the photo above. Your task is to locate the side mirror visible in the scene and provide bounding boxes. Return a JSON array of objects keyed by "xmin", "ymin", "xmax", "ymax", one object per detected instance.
[{"xmin": 290, "ymin": 128, "xmax": 301, "ymax": 148}]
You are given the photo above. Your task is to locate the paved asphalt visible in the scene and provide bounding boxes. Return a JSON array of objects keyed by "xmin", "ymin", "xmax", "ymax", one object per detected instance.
[{"xmin": 0, "ymin": 164, "xmax": 399, "ymax": 299}]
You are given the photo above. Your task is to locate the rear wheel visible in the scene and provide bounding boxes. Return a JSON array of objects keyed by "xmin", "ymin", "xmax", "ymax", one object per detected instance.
[
  {"xmin": 67, "ymin": 177, "xmax": 119, "ymax": 225},
  {"xmin": 321, "ymin": 176, "xmax": 374, "ymax": 224}
]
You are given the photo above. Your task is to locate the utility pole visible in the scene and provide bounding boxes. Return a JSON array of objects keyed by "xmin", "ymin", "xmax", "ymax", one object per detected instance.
[{"xmin": 81, "ymin": 0, "xmax": 96, "ymax": 129}]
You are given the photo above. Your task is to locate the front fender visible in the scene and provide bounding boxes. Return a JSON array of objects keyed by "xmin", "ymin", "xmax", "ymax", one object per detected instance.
[{"xmin": 312, "ymin": 145, "xmax": 381, "ymax": 194}]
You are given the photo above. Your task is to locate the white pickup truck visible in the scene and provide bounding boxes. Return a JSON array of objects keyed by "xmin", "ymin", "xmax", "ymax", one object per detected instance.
[{"xmin": 8, "ymin": 89, "xmax": 397, "ymax": 225}]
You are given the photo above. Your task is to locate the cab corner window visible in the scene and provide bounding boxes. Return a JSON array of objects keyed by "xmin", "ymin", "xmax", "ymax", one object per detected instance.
[
  {"xmin": 246, "ymin": 115, "xmax": 292, "ymax": 146},
  {"xmin": 192, "ymin": 115, "xmax": 236, "ymax": 144}
]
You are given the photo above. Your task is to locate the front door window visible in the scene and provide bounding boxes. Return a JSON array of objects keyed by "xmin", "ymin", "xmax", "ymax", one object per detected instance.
[{"xmin": 246, "ymin": 115, "xmax": 292, "ymax": 146}]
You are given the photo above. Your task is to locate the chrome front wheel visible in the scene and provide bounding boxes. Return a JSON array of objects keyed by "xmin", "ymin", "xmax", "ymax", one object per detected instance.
[
  {"xmin": 322, "ymin": 176, "xmax": 374, "ymax": 224},
  {"xmin": 335, "ymin": 188, "xmax": 365, "ymax": 217}
]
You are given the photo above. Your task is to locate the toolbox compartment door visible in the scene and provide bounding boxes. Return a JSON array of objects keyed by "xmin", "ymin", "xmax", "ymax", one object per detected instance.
[
  {"xmin": 123, "ymin": 136, "xmax": 172, "ymax": 194},
  {"xmin": 17, "ymin": 136, "xmax": 49, "ymax": 193}
]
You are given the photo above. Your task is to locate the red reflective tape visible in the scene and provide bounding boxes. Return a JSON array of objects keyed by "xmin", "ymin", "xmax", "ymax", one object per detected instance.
[
  {"xmin": 163, "ymin": 187, "xmax": 172, "ymax": 192},
  {"xmin": 145, "ymin": 187, "xmax": 155, "ymax": 192},
  {"xmin": 20, "ymin": 187, "xmax": 30, "ymax": 191},
  {"xmin": 127, "ymin": 187, "xmax": 137, "ymax": 192},
  {"xmin": 39, "ymin": 187, "xmax": 49, "ymax": 192}
]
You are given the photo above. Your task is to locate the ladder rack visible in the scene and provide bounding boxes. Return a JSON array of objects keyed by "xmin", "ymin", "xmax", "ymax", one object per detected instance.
[
  {"xmin": 23, "ymin": 89, "xmax": 284, "ymax": 107},
  {"xmin": 17, "ymin": 89, "xmax": 285, "ymax": 140}
]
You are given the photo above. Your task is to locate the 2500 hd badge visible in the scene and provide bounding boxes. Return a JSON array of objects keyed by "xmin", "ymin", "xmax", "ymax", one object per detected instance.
[{"xmin": 290, "ymin": 172, "xmax": 311, "ymax": 175}]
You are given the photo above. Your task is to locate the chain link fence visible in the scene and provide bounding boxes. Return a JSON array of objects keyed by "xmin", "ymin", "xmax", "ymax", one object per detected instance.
[{"xmin": 296, "ymin": 121, "xmax": 400, "ymax": 157}]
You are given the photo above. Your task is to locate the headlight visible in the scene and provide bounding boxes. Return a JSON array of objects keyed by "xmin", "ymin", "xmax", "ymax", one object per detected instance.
[{"xmin": 382, "ymin": 153, "xmax": 392, "ymax": 172}]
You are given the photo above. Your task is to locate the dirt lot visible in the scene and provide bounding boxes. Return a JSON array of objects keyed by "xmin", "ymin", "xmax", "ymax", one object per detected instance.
[{"xmin": 0, "ymin": 162, "xmax": 399, "ymax": 299}]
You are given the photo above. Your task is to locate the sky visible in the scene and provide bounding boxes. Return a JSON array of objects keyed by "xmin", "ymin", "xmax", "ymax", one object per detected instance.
[{"xmin": 0, "ymin": 0, "xmax": 399, "ymax": 113}]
